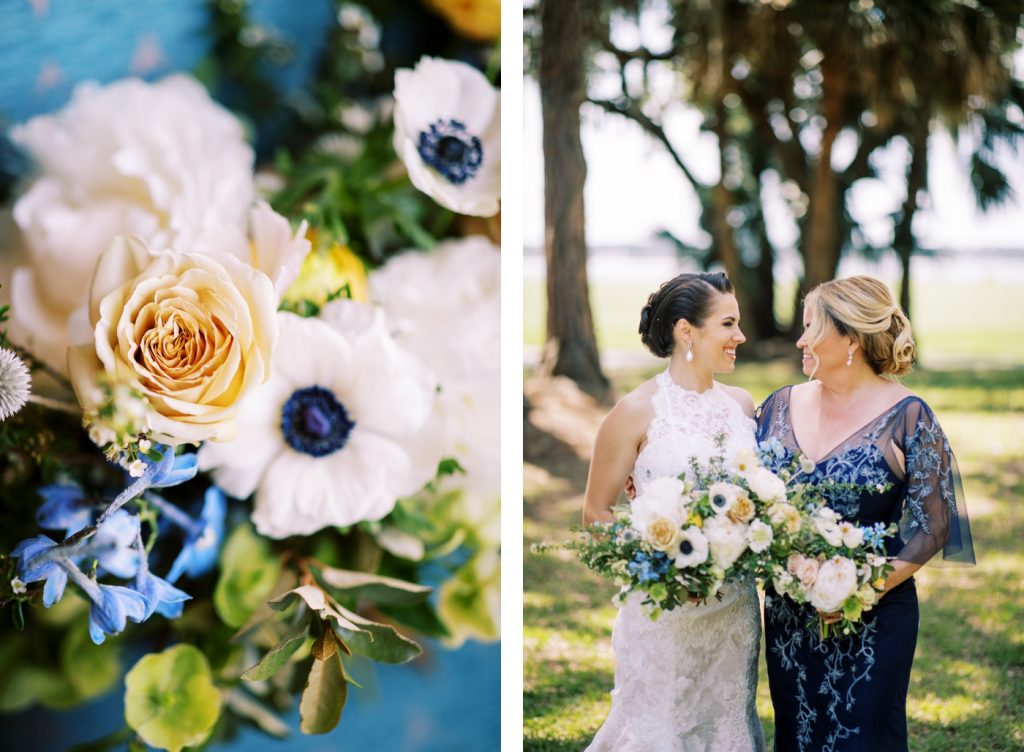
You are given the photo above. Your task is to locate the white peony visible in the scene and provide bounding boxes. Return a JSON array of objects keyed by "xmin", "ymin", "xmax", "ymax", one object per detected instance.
[
  {"xmin": 197, "ymin": 304, "xmax": 436, "ymax": 538},
  {"xmin": 742, "ymin": 466, "xmax": 788, "ymax": 503},
  {"xmin": 702, "ymin": 516, "xmax": 749, "ymax": 570},
  {"xmin": 809, "ymin": 555, "xmax": 859, "ymax": 612},
  {"xmin": 815, "ymin": 517, "xmax": 845, "ymax": 547},
  {"xmin": 67, "ymin": 236, "xmax": 277, "ymax": 445},
  {"xmin": 370, "ymin": 236, "xmax": 499, "ymax": 544},
  {"xmin": 393, "ymin": 57, "xmax": 500, "ymax": 217},
  {"xmin": 746, "ymin": 519, "xmax": 774, "ymax": 553},
  {"xmin": 630, "ymin": 476, "xmax": 688, "ymax": 533},
  {"xmin": 673, "ymin": 526, "xmax": 709, "ymax": 569},
  {"xmin": 10, "ymin": 75, "xmax": 254, "ymax": 372},
  {"xmin": 767, "ymin": 502, "xmax": 802, "ymax": 533}
]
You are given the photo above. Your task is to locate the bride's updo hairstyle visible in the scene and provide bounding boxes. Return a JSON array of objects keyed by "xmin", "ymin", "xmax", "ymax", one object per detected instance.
[
  {"xmin": 638, "ymin": 272, "xmax": 733, "ymax": 358},
  {"xmin": 804, "ymin": 276, "xmax": 916, "ymax": 377}
]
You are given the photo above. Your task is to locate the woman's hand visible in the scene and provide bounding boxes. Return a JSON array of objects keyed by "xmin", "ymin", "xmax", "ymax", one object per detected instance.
[{"xmin": 624, "ymin": 474, "xmax": 637, "ymax": 501}]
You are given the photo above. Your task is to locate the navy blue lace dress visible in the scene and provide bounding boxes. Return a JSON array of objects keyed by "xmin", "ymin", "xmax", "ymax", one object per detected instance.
[{"xmin": 755, "ymin": 386, "xmax": 974, "ymax": 752}]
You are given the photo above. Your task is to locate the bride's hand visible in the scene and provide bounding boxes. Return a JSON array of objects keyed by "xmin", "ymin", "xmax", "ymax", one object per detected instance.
[{"xmin": 624, "ymin": 475, "xmax": 637, "ymax": 501}]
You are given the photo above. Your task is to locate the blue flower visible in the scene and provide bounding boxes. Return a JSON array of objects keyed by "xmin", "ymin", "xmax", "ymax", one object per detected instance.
[
  {"xmin": 134, "ymin": 568, "xmax": 191, "ymax": 619},
  {"xmin": 143, "ymin": 446, "xmax": 199, "ymax": 489},
  {"xmin": 89, "ymin": 511, "xmax": 141, "ymax": 578},
  {"xmin": 87, "ymin": 584, "xmax": 148, "ymax": 645},
  {"xmin": 11, "ymin": 535, "xmax": 68, "ymax": 607},
  {"xmin": 36, "ymin": 483, "xmax": 93, "ymax": 537},
  {"xmin": 166, "ymin": 486, "xmax": 227, "ymax": 583}
]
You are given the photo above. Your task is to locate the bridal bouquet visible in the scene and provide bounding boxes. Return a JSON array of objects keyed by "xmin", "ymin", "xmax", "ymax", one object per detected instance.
[
  {"xmin": 560, "ymin": 448, "xmax": 790, "ymax": 618},
  {"xmin": 0, "ymin": 3, "xmax": 499, "ymax": 748},
  {"xmin": 744, "ymin": 441, "xmax": 898, "ymax": 638}
]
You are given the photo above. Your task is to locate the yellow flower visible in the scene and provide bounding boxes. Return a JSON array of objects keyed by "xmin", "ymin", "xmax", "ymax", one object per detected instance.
[
  {"xmin": 281, "ymin": 240, "xmax": 368, "ymax": 309},
  {"xmin": 422, "ymin": 0, "xmax": 500, "ymax": 42},
  {"xmin": 686, "ymin": 510, "xmax": 703, "ymax": 528}
]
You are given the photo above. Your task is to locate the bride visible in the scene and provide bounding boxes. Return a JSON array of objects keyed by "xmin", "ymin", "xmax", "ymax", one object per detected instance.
[{"xmin": 582, "ymin": 271, "xmax": 765, "ymax": 751}]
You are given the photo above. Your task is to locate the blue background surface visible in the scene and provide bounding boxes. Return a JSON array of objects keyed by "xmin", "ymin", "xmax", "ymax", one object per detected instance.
[{"xmin": 0, "ymin": 1, "xmax": 500, "ymax": 748}]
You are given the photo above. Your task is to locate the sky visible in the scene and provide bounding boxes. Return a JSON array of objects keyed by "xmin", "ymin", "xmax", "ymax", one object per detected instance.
[{"xmin": 523, "ymin": 37, "xmax": 1024, "ymax": 256}]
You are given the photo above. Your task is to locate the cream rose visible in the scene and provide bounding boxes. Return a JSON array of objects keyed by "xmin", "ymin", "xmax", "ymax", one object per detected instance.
[
  {"xmin": 742, "ymin": 466, "xmax": 787, "ymax": 503},
  {"xmin": 68, "ymin": 236, "xmax": 277, "ymax": 445},
  {"xmin": 768, "ymin": 502, "xmax": 802, "ymax": 533},
  {"xmin": 9, "ymin": 75, "xmax": 254, "ymax": 373},
  {"xmin": 726, "ymin": 494, "xmax": 756, "ymax": 524},
  {"xmin": 644, "ymin": 517, "xmax": 683, "ymax": 553}
]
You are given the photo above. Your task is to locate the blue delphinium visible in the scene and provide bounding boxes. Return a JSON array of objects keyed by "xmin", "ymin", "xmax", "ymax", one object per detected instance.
[
  {"xmin": 758, "ymin": 437, "xmax": 787, "ymax": 466},
  {"xmin": 628, "ymin": 550, "xmax": 671, "ymax": 583},
  {"xmin": 84, "ymin": 583, "xmax": 149, "ymax": 645},
  {"xmin": 862, "ymin": 522, "xmax": 889, "ymax": 549},
  {"xmin": 90, "ymin": 510, "xmax": 141, "ymax": 578},
  {"xmin": 161, "ymin": 486, "xmax": 227, "ymax": 583},
  {"xmin": 11, "ymin": 535, "xmax": 67, "ymax": 607},
  {"xmin": 131, "ymin": 536, "xmax": 190, "ymax": 619},
  {"xmin": 36, "ymin": 483, "xmax": 93, "ymax": 537}
]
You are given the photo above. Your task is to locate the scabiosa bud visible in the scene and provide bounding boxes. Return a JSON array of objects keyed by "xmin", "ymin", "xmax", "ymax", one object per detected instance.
[{"xmin": 0, "ymin": 348, "xmax": 31, "ymax": 420}]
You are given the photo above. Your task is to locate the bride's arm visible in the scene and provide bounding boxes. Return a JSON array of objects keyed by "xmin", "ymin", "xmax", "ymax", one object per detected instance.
[{"xmin": 582, "ymin": 397, "xmax": 648, "ymax": 526}]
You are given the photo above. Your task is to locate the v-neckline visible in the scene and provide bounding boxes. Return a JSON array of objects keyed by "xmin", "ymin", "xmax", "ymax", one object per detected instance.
[{"xmin": 785, "ymin": 385, "xmax": 916, "ymax": 466}]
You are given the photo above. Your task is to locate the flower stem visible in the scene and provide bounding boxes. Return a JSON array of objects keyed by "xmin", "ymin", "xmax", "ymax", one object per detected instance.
[
  {"xmin": 27, "ymin": 394, "xmax": 81, "ymax": 415},
  {"xmin": 61, "ymin": 475, "xmax": 151, "ymax": 549},
  {"xmin": 145, "ymin": 493, "xmax": 202, "ymax": 536}
]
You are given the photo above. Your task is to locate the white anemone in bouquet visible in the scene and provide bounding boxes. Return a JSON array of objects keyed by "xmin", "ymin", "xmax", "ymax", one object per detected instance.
[
  {"xmin": 9, "ymin": 75, "xmax": 254, "ymax": 372},
  {"xmin": 393, "ymin": 57, "xmax": 500, "ymax": 217},
  {"xmin": 198, "ymin": 302, "xmax": 436, "ymax": 538}
]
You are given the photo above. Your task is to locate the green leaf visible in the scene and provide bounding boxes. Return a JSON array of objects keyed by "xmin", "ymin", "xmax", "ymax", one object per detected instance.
[
  {"xmin": 379, "ymin": 601, "xmax": 450, "ymax": 640},
  {"xmin": 61, "ymin": 620, "xmax": 121, "ymax": 701},
  {"xmin": 331, "ymin": 605, "xmax": 423, "ymax": 665},
  {"xmin": 230, "ymin": 568, "xmax": 300, "ymax": 643},
  {"xmin": 309, "ymin": 563, "xmax": 432, "ymax": 606},
  {"xmin": 0, "ymin": 665, "xmax": 76, "ymax": 711},
  {"xmin": 269, "ymin": 585, "xmax": 363, "ymax": 632},
  {"xmin": 214, "ymin": 523, "xmax": 281, "ymax": 628},
  {"xmin": 299, "ymin": 650, "xmax": 348, "ymax": 735},
  {"xmin": 240, "ymin": 611, "xmax": 312, "ymax": 682},
  {"xmin": 124, "ymin": 644, "xmax": 222, "ymax": 752}
]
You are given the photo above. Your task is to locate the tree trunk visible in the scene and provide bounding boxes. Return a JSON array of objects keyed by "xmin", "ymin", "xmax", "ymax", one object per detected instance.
[
  {"xmin": 538, "ymin": 0, "xmax": 609, "ymax": 397},
  {"xmin": 708, "ymin": 0, "xmax": 758, "ymax": 344},
  {"xmin": 895, "ymin": 116, "xmax": 930, "ymax": 318},
  {"xmin": 800, "ymin": 53, "xmax": 847, "ymax": 296}
]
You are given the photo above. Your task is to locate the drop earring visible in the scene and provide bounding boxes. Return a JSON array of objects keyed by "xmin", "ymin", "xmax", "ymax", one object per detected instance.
[
  {"xmin": 686, "ymin": 341, "xmax": 694, "ymax": 363},
  {"xmin": 846, "ymin": 350, "xmax": 854, "ymax": 367}
]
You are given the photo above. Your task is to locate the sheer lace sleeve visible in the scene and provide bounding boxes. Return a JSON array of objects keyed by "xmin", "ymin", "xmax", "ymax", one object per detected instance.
[
  {"xmin": 896, "ymin": 400, "xmax": 975, "ymax": 567},
  {"xmin": 755, "ymin": 388, "xmax": 787, "ymax": 445}
]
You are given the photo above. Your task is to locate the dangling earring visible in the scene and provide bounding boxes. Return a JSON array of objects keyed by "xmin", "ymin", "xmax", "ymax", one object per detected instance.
[
  {"xmin": 686, "ymin": 341, "xmax": 694, "ymax": 363},
  {"xmin": 846, "ymin": 350, "xmax": 854, "ymax": 367}
]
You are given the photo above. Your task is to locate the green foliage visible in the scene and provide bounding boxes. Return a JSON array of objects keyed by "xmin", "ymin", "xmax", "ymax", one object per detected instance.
[
  {"xmin": 240, "ymin": 609, "xmax": 312, "ymax": 681},
  {"xmin": 124, "ymin": 644, "xmax": 222, "ymax": 752},
  {"xmin": 214, "ymin": 523, "xmax": 281, "ymax": 628},
  {"xmin": 299, "ymin": 639, "xmax": 348, "ymax": 734}
]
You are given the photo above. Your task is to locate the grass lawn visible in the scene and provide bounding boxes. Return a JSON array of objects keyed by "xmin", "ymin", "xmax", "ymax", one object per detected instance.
[
  {"xmin": 524, "ymin": 280, "xmax": 1024, "ymax": 368},
  {"xmin": 523, "ymin": 364, "xmax": 1024, "ymax": 751}
]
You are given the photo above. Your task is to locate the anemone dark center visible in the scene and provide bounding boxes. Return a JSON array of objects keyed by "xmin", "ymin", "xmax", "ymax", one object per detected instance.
[
  {"xmin": 417, "ymin": 119, "xmax": 483, "ymax": 185},
  {"xmin": 679, "ymin": 540, "xmax": 694, "ymax": 555},
  {"xmin": 281, "ymin": 386, "xmax": 355, "ymax": 457},
  {"xmin": 712, "ymin": 494, "xmax": 726, "ymax": 507}
]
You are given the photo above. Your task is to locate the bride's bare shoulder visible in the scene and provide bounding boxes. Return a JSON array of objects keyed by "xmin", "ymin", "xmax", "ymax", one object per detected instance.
[
  {"xmin": 603, "ymin": 377, "xmax": 658, "ymax": 431},
  {"xmin": 717, "ymin": 382, "xmax": 756, "ymax": 419}
]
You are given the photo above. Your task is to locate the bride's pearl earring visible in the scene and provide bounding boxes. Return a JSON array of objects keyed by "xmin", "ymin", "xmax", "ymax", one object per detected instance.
[
  {"xmin": 846, "ymin": 350, "xmax": 854, "ymax": 367},
  {"xmin": 686, "ymin": 341, "xmax": 694, "ymax": 363}
]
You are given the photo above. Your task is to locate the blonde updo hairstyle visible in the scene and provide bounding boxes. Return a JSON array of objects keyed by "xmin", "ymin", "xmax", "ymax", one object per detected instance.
[{"xmin": 803, "ymin": 276, "xmax": 915, "ymax": 378}]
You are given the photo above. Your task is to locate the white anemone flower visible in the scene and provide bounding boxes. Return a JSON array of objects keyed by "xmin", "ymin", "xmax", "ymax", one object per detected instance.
[
  {"xmin": 197, "ymin": 303, "xmax": 435, "ymax": 538},
  {"xmin": 673, "ymin": 526, "xmax": 709, "ymax": 569},
  {"xmin": 393, "ymin": 57, "xmax": 500, "ymax": 217}
]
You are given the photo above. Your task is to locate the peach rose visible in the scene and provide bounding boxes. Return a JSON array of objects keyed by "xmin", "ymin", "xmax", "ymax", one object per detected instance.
[{"xmin": 68, "ymin": 236, "xmax": 277, "ymax": 445}]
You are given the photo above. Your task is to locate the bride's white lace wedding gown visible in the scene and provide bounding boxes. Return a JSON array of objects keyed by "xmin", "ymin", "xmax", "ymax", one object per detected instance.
[{"xmin": 586, "ymin": 370, "xmax": 766, "ymax": 752}]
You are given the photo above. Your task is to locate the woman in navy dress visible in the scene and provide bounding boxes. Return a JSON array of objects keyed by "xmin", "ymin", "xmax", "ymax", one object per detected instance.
[{"xmin": 755, "ymin": 276, "xmax": 974, "ymax": 752}]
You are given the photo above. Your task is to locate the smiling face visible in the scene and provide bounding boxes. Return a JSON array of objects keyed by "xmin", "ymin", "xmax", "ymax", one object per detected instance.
[
  {"xmin": 680, "ymin": 292, "xmax": 746, "ymax": 373},
  {"xmin": 797, "ymin": 297, "xmax": 853, "ymax": 378}
]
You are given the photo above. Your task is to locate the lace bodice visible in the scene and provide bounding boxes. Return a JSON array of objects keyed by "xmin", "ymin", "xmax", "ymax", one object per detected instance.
[
  {"xmin": 586, "ymin": 370, "xmax": 764, "ymax": 752},
  {"xmin": 634, "ymin": 371, "xmax": 757, "ymax": 491}
]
